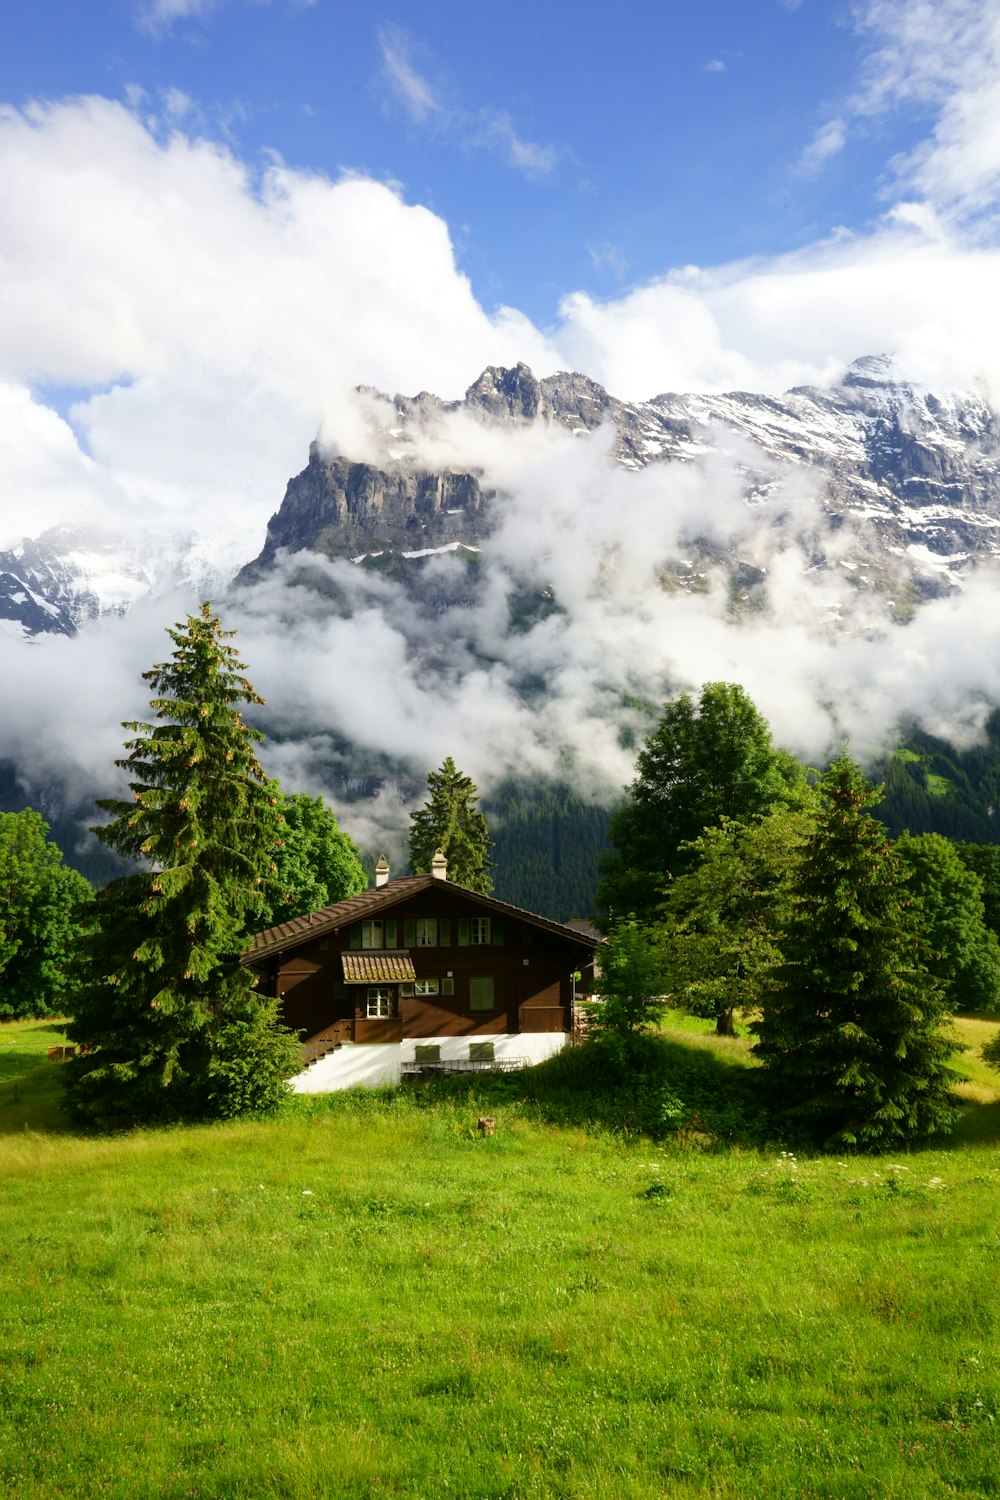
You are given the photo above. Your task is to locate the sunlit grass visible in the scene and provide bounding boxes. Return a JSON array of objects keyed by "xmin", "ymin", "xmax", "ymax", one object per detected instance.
[{"xmin": 3, "ymin": 1017, "xmax": 1000, "ymax": 1497}]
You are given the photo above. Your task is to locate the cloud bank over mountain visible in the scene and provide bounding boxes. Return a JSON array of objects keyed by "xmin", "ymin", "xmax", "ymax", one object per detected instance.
[{"xmin": 5, "ymin": 29, "xmax": 1000, "ymax": 848}]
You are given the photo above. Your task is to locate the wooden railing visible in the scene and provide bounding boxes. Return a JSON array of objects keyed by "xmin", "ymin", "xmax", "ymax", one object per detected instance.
[
  {"xmin": 301, "ymin": 1022, "xmax": 354, "ymax": 1067},
  {"xmin": 401, "ymin": 1057, "xmax": 529, "ymax": 1077}
]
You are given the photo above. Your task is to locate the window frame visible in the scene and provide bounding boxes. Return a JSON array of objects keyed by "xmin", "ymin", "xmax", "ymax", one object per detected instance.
[
  {"xmin": 366, "ymin": 986, "xmax": 395, "ymax": 1019},
  {"xmin": 469, "ymin": 976, "xmax": 495, "ymax": 1011}
]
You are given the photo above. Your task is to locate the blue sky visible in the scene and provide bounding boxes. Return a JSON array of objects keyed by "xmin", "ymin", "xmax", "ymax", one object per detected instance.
[{"xmin": 1, "ymin": 0, "xmax": 936, "ymax": 323}]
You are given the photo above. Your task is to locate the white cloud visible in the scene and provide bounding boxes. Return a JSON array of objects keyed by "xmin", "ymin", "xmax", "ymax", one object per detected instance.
[
  {"xmin": 135, "ymin": 0, "xmax": 223, "ymax": 34},
  {"xmin": 814, "ymin": 0, "xmax": 1000, "ymax": 224},
  {"xmin": 474, "ymin": 112, "xmax": 557, "ymax": 178},
  {"xmin": 378, "ymin": 25, "xmax": 444, "ymax": 124},
  {"xmin": 0, "ymin": 95, "xmax": 553, "ymax": 554},
  {"xmin": 797, "ymin": 117, "xmax": 847, "ymax": 176},
  {"xmin": 377, "ymin": 26, "xmax": 557, "ymax": 179},
  {"xmin": 704, "ymin": 58, "xmax": 727, "ymax": 75}
]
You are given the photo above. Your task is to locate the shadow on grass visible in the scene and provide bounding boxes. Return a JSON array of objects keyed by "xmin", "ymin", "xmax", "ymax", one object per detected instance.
[
  {"xmin": 406, "ymin": 1032, "xmax": 779, "ymax": 1149},
  {"xmin": 0, "ymin": 1021, "xmax": 75, "ymax": 1135},
  {"xmin": 948, "ymin": 1097, "xmax": 1000, "ymax": 1148}
]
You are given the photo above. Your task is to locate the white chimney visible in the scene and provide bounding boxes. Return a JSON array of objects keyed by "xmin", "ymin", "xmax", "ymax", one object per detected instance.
[
  {"xmin": 431, "ymin": 848, "xmax": 448, "ymax": 880},
  {"xmin": 374, "ymin": 855, "xmax": 390, "ymax": 888}
]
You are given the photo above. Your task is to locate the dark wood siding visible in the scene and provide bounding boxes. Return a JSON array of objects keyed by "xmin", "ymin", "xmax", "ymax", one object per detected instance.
[{"xmin": 272, "ymin": 885, "xmax": 593, "ymax": 1042}]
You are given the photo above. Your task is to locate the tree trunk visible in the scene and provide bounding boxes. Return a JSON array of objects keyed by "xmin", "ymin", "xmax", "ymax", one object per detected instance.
[{"xmin": 716, "ymin": 1007, "xmax": 736, "ymax": 1037}]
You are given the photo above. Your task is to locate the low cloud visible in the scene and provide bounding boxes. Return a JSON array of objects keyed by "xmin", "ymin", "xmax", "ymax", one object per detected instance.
[{"xmin": 5, "ymin": 67, "xmax": 1000, "ymax": 853}]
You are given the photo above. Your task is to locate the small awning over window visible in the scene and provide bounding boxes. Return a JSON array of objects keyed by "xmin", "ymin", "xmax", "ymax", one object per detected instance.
[{"xmin": 341, "ymin": 951, "xmax": 416, "ymax": 984}]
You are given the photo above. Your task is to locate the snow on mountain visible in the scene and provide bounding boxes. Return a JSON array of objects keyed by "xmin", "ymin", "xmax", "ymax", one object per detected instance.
[
  {"xmin": 8, "ymin": 356, "xmax": 1000, "ymax": 638},
  {"xmin": 0, "ymin": 523, "xmax": 231, "ymax": 640},
  {"xmin": 248, "ymin": 357, "xmax": 1000, "ymax": 606}
]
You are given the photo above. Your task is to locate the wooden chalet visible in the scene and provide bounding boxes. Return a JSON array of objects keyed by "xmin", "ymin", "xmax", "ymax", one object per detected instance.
[{"xmin": 241, "ymin": 852, "xmax": 601, "ymax": 1091}]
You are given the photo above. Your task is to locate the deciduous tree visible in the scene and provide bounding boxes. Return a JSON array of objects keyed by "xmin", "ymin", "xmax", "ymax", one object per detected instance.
[
  {"xmin": 67, "ymin": 604, "xmax": 300, "ymax": 1126},
  {"xmin": 250, "ymin": 791, "xmax": 366, "ymax": 931},
  {"xmin": 895, "ymin": 832, "xmax": 1000, "ymax": 1012},
  {"xmin": 659, "ymin": 806, "xmax": 813, "ymax": 1036},
  {"xmin": 591, "ymin": 918, "xmax": 668, "ymax": 1040},
  {"xmin": 0, "ymin": 809, "xmax": 92, "ymax": 1018},
  {"xmin": 596, "ymin": 682, "xmax": 806, "ymax": 925}
]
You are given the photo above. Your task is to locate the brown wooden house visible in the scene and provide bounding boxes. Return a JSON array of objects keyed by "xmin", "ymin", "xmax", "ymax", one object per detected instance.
[{"xmin": 241, "ymin": 855, "xmax": 601, "ymax": 1091}]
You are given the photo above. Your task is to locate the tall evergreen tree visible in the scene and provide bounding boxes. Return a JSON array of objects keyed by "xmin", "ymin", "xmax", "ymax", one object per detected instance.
[
  {"xmin": 408, "ymin": 757, "xmax": 493, "ymax": 893},
  {"xmin": 754, "ymin": 758, "xmax": 959, "ymax": 1149},
  {"xmin": 66, "ymin": 604, "xmax": 300, "ymax": 1127},
  {"xmin": 597, "ymin": 682, "xmax": 806, "ymax": 925}
]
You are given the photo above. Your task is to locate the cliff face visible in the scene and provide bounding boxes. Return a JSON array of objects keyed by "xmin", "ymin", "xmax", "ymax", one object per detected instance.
[
  {"xmin": 245, "ymin": 357, "xmax": 1000, "ymax": 601},
  {"xmin": 247, "ymin": 454, "xmax": 491, "ymax": 571},
  {"xmin": 8, "ymin": 357, "xmax": 1000, "ymax": 638}
]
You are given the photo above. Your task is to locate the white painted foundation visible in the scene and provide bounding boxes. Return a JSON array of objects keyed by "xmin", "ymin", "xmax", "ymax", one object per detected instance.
[
  {"xmin": 291, "ymin": 1032, "xmax": 568, "ymax": 1093},
  {"xmin": 291, "ymin": 1043, "xmax": 402, "ymax": 1093},
  {"xmin": 400, "ymin": 1033, "xmax": 567, "ymax": 1067}
]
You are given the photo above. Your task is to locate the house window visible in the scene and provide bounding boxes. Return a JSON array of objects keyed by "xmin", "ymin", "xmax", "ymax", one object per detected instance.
[
  {"xmin": 470, "ymin": 917, "xmax": 491, "ymax": 946},
  {"xmin": 469, "ymin": 1042, "xmax": 495, "ymax": 1062},
  {"xmin": 416, "ymin": 918, "xmax": 438, "ymax": 946},
  {"xmin": 415, "ymin": 1044, "xmax": 441, "ymax": 1063},
  {"xmin": 359, "ymin": 919, "xmax": 396, "ymax": 949},
  {"xmin": 366, "ymin": 987, "xmax": 395, "ymax": 1019},
  {"xmin": 469, "ymin": 977, "xmax": 495, "ymax": 1011},
  {"xmin": 400, "ymin": 979, "xmax": 440, "ymax": 998}
]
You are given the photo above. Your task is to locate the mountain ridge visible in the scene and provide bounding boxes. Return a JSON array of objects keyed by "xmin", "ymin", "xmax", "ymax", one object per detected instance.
[{"xmin": 6, "ymin": 356, "xmax": 1000, "ymax": 639}]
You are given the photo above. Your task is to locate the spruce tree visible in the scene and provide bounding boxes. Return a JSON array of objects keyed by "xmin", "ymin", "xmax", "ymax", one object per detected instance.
[
  {"xmin": 754, "ymin": 757, "xmax": 959, "ymax": 1149},
  {"xmin": 408, "ymin": 757, "xmax": 493, "ymax": 893},
  {"xmin": 66, "ymin": 604, "xmax": 300, "ymax": 1127}
]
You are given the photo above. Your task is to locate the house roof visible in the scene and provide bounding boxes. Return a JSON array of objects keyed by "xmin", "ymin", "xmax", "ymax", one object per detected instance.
[
  {"xmin": 241, "ymin": 874, "xmax": 603, "ymax": 965},
  {"xmin": 341, "ymin": 951, "xmax": 416, "ymax": 984}
]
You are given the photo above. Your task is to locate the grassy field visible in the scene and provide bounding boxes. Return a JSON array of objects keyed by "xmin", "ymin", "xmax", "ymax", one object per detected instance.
[{"xmin": 2, "ymin": 1016, "xmax": 1000, "ymax": 1499}]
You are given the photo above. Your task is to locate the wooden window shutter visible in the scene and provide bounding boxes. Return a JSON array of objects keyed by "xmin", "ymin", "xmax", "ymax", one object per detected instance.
[
  {"xmin": 404, "ymin": 919, "xmax": 416, "ymax": 946},
  {"xmin": 458, "ymin": 918, "xmax": 470, "ymax": 947},
  {"xmin": 439, "ymin": 917, "xmax": 451, "ymax": 946},
  {"xmin": 349, "ymin": 923, "xmax": 362, "ymax": 950},
  {"xmin": 385, "ymin": 918, "xmax": 397, "ymax": 948},
  {"xmin": 493, "ymin": 919, "xmax": 504, "ymax": 945},
  {"xmin": 442, "ymin": 977, "xmax": 455, "ymax": 997}
]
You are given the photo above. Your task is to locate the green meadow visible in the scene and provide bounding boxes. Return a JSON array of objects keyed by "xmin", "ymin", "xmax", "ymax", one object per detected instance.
[{"xmin": 3, "ymin": 1016, "xmax": 1000, "ymax": 1499}]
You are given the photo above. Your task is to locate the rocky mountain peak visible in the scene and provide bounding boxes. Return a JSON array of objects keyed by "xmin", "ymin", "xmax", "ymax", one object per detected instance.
[
  {"xmin": 840, "ymin": 354, "xmax": 901, "ymax": 389},
  {"xmin": 464, "ymin": 363, "xmax": 544, "ymax": 422}
]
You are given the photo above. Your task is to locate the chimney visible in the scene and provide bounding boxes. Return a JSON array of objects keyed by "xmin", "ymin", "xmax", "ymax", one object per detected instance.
[
  {"xmin": 431, "ymin": 848, "xmax": 448, "ymax": 881},
  {"xmin": 374, "ymin": 855, "xmax": 390, "ymax": 889}
]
